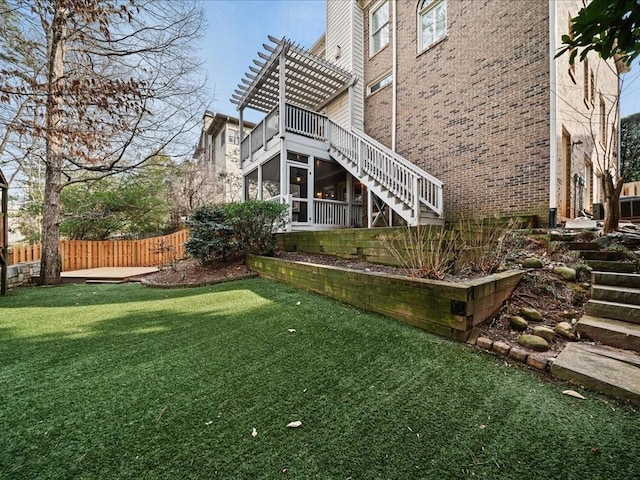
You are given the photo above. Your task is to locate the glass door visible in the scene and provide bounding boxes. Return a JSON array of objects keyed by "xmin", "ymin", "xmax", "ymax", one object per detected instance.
[{"xmin": 288, "ymin": 164, "xmax": 311, "ymax": 223}]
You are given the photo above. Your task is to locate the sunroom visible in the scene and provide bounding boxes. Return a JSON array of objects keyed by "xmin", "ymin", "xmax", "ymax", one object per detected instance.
[{"xmin": 231, "ymin": 36, "xmax": 444, "ymax": 231}]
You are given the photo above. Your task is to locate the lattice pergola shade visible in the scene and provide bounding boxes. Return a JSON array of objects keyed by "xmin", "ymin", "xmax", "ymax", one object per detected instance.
[{"xmin": 231, "ymin": 35, "xmax": 354, "ymax": 113}]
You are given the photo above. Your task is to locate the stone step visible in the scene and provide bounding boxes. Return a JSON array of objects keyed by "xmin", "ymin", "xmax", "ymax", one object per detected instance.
[
  {"xmin": 585, "ymin": 300, "xmax": 640, "ymax": 324},
  {"xmin": 576, "ymin": 315, "xmax": 640, "ymax": 352},
  {"xmin": 593, "ymin": 272, "xmax": 640, "ymax": 289},
  {"xmin": 580, "ymin": 250, "xmax": 628, "ymax": 261},
  {"xmin": 586, "ymin": 260, "xmax": 638, "ymax": 273},
  {"xmin": 592, "ymin": 285, "xmax": 640, "ymax": 306},
  {"xmin": 566, "ymin": 242, "xmax": 600, "ymax": 251},
  {"xmin": 551, "ymin": 343, "xmax": 640, "ymax": 403}
]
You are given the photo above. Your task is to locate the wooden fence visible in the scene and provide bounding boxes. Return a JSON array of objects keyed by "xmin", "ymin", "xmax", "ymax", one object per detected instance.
[
  {"xmin": 8, "ymin": 229, "xmax": 188, "ymax": 271},
  {"xmin": 623, "ymin": 181, "xmax": 640, "ymax": 197}
]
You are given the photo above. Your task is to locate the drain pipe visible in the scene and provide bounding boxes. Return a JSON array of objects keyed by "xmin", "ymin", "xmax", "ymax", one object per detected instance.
[
  {"xmin": 548, "ymin": 0, "xmax": 558, "ymax": 227},
  {"xmin": 391, "ymin": 0, "xmax": 397, "ymax": 152}
]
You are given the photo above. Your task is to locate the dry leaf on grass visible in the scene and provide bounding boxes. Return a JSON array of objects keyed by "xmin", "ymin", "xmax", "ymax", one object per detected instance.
[{"xmin": 563, "ymin": 390, "xmax": 586, "ymax": 400}]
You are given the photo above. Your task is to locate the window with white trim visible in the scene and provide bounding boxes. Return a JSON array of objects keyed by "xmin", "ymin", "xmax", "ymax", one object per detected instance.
[
  {"xmin": 368, "ymin": 72, "xmax": 392, "ymax": 95},
  {"xmin": 370, "ymin": 1, "xmax": 389, "ymax": 56},
  {"xmin": 418, "ymin": 0, "xmax": 446, "ymax": 52}
]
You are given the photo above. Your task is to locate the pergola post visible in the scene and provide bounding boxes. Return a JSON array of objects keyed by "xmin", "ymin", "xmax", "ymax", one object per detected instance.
[
  {"xmin": 279, "ymin": 49, "xmax": 287, "ymax": 204},
  {"xmin": 239, "ymin": 109, "xmax": 246, "ymax": 202}
]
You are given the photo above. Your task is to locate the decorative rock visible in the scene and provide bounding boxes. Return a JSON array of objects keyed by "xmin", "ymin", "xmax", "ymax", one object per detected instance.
[
  {"xmin": 520, "ymin": 307, "xmax": 542, "ymax": 322},
  {"xmin": 554, "ymin": 321, "xmax": 576, "ymax": 340},
  {"xmin": 509, "ymin": 316, "xmax": 528, "ymax": 331},
  {"xmin": 508, "ymin": 347, "xmax": 529, "ymax": 362},
  {"xmin": 532, "ymin": 326, "xmax": 555, "ymax": 342},
  {"xmin": 476, "ymin": 337, "xmax": 493, "ymax": 350},
  {"xmin": 518, "ymin": 334, "xmax": 550, "ymax": 352},
  {"xmin": 492, "ymin": 341, "xmax": 511, "ymax": 356},
  {"xmin": 522, "ymin": 257, "xmax": 543, "ymax": 269},
  {"xmin": 526, "ymin": 355, "xmax": 549, "ymax": 371},
  {"xmin": 553, "ymin": 266, "xmax": 577, "ymax": 281}
]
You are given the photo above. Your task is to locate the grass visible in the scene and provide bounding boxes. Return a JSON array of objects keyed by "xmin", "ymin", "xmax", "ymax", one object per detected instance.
[{"xmin": 1, "ymin": 279, "xmax": 639, "ymax": 479}]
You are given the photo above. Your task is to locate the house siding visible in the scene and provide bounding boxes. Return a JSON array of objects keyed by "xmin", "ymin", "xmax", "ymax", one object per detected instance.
[
  {"xmin": 326, "ymin": 0, "xmax": 364, "ymax": 129},
  {"xmin": 554, "ymin": 0, "xmax": 619, "ymax": 220}
]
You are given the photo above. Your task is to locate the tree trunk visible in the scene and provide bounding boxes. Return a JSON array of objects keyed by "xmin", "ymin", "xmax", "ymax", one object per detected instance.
[
  {"xmin": 602, "ymin": 170, "xmax": 624, "ymax": 234},
  {"xmin": 40, "ymin": 8, "xmax": 65, "ymax": 285}
]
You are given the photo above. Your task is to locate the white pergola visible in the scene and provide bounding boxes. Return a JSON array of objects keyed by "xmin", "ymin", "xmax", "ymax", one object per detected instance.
[{"xmin": 231, "ymin": 35, "xmax": 355, "ymax": 138}]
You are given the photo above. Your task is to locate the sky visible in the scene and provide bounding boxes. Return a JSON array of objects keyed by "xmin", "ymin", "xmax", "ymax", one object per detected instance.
[
  {"xmin": 201, "ymin": 0, "xmax": 639, "ymax": 122},
  {"xmin": 202, "ymin": 0, "xmax": 326, "ymax": 123}
]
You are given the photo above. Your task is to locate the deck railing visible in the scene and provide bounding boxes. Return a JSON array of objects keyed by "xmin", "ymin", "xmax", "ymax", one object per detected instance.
[
  {"xmin": 241, "ymin": 106, "xmax": 280, "ymax": 163},
  {"xmin": 327, "ymin": 120, "xmax": 444, "ymax": 218},
  {"xmin": 286, "ymin": 104, "xmax": 326, "ymax": 140},
  {"xmin": 241, "ymin": 102, "xmax": 443, "ymax": 222}
]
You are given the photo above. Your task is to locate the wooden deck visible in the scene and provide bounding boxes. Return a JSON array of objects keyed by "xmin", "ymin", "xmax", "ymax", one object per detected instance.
[{"xmin": 61, "ymin": 267, "xmax": 159, "ymax": 284}]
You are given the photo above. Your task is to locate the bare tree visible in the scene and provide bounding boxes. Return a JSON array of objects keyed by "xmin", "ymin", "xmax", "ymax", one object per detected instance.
[{"xmin": 0, "ymin": 0, "xmax": 207, "ymax": 284}]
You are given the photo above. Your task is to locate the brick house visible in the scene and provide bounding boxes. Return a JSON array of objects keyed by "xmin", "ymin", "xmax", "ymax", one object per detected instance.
[{"xmin": 231, "ymin": 0, "xmax": 622, "ymax": 230}]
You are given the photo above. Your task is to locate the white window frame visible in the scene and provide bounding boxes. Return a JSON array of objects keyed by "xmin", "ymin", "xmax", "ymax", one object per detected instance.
[
  {"xmin": 367, "ymin": 72, "xmax": 393, "ymax": 96},
  {"xmin": 417, "ymin": 0, "xmax": 447, "ymax": 53},
  {"xmin": 369, "ymin": 0, "xmax": 389, "ymax": 57}
]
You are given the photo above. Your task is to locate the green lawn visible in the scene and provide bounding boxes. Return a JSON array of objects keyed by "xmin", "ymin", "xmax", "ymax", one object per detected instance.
[{"xmin": 1, "ymin": 279, "xmax": 639, "ymax": 479}]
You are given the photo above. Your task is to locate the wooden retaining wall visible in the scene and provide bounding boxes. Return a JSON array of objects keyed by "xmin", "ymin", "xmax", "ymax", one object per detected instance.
[
  {"xmin": 8, "ymin": 230, "xmax": 188, "ymax": 271},
  {"xmin": 247, "ymin": 254, "xmax": 523, "ymax": 341},
  {"xmin": 277, "ymin": 217, "xmax": 537, "ymax": 267}
]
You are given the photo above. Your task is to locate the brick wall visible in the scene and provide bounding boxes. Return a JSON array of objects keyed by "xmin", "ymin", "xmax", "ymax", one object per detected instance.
[{"xmin": 361, "ymin": 0, "xmax": 551, "ymax": 222}]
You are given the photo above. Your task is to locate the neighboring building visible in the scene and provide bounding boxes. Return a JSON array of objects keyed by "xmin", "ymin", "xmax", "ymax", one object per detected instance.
[
  {"xmin": 230, "ymin": 0, "xmax": 622, "ymax": 231},
  {"xmin": 193, "ymin": 111, "xmax": 255, "ymax": 204}
]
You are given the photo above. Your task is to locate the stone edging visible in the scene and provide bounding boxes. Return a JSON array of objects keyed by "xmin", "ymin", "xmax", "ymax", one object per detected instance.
[
  {"xmin": 469, "ymin": 336, "xmax": 555, "ymax": 372},
  {"xmin": 140, "ymin": 272, "xmax": 258, "ymax": 289}
]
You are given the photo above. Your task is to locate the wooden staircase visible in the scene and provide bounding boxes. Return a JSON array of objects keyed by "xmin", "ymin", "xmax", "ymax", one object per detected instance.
[
  {"xmin": 551, "ymin": 237, "xmax": 640, "ymax": 403},
  {"xmin": 326, "ymin": 120, "xmax": 443, "ymax": 226}
]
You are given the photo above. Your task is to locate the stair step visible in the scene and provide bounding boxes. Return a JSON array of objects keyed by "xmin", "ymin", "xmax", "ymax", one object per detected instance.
[
  {"xmin": 551, "ymin": 343, "xmax": 640, "ymax": 403},
  {"xmin": 566, "ymin": 242, "xmax": 600, "ymax": 251},
  {"xmin": 577, "ymin": 315, "xmax": 640, "ymax": 352},
  {"xmin": 593, "ymin": 272, "xmax": 640, "ymax": 289},
  {"xmin": 585, "ymin": 300, "xmax": 640, "ymax": 323},
  {"xmin": 580, "ymin": 250, "xmax": 628, "ymax": 261},
  {"xmin": 586, "ymin": 260, "xmax": 638, "ymax": 273},
  {"xmin": 592, "ymin": 285, "xmax": 640, "ymax": 306}
]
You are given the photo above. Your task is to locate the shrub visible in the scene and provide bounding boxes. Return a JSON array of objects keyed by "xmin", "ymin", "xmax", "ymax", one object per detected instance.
[
  {"xmin": 380, "ymin": 225, "xmax": 459, "ymax": 280},
  {"xmin": 184, "ymin": 205, "xmax": 236, "ymax": 263},
  {"xmin": 224, "ymin": 201, "xmax": 288, "ymax": 256}
]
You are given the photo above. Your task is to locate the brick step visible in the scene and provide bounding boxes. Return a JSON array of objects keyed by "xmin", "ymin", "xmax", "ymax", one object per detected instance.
[
  {"xmin": 586, "ymin": 260, "xmax": 638, "ymax": 273},
  {"xmin": 580, "ymin": 250, "xmax": 628, "ymax": 261},
  {"xmin": 577, "ymin": 315, "xmax": 640, "ymax": 353},
  {"xmin": 551, "ymin": 343, "xmax": 640, "ymax": 404},
  {"xmin": 592, "ymin": 285, "xmax": 640, "ymax": 306},
  {"xmin": 585, "ymin": 300, "xmax": 640, "ymax": 324},
  {"xmin": 593, "ymin": 272, "xmax": 640, "ymax": 289}
]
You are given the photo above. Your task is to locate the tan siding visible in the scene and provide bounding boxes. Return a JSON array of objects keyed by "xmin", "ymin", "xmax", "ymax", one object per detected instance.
[
  {"xmin": 554, "ymin": 0, "xmax": 619, "ymax": 219},
  {"xmin": 326, "ymin": 0, "xmax": 364, "ymax": 129}
]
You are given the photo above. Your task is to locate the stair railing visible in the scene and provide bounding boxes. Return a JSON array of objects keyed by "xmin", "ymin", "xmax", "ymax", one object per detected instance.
[{"xmin": 326, "ymin": 119, "xmax": 443, "ymax": 218}]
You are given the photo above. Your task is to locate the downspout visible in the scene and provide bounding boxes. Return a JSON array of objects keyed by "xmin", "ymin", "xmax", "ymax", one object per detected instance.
[
  {"xmin": 548, "ymin": 0, "xmax": 558, "ymax": 227},
  {"xmin": 391, "ymin": 0, "xmax": 397, "ymax": 152}
]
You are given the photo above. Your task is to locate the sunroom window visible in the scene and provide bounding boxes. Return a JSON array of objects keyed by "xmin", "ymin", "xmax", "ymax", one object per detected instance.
[
  {"xmin": 418, "ymin": 0, "xmax": 446, "ymax": 52},
  {"xmin": 370, "ymin": 1, "xmax": 389, "ymax": 56}
]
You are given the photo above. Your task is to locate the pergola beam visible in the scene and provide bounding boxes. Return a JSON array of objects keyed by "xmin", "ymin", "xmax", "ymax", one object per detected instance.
[{"xmin": 231, "ymin": 35, "xmax": 353, "ymax": 114}]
